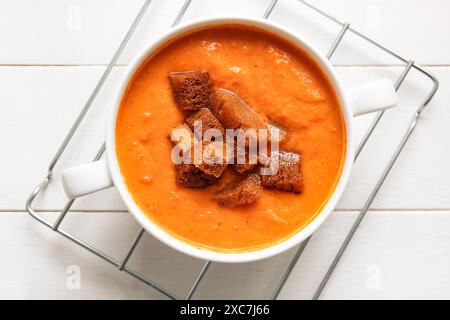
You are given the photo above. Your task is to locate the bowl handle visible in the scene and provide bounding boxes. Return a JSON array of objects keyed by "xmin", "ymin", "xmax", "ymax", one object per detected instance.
[
  {"xmin": 61, "ymin": 159, "xmax": 113, "ymax": 199},
  {"xmin": 349, "ymin": 78, "xmax": 398, "ymax": 116}
]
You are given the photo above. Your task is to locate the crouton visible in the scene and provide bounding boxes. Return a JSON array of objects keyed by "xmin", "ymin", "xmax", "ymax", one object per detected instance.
[
  {"xmin": 169, "ymin": 71, "xmax": 212, "ymax": 111},
  {"xmin": 233, "ymin": 121, "xmax": 289, "ymax": 174},
  {"xmin": 195, "ymin": 140, "xmax": 227, "ymax": 178},
  {"xmin": 170, "ymin": 124, "xmax": 226, "ymax": 180},
  {"xmin": 234, "ymin": 143, "xmax": 258, "ymax": 174},
  {"xmin": 234, "ymin": 162, "xmax": 257, "ymax": 174},
  {"xmin": 171, "ymin": 126, "xmax": 216, "ymax": 187},
  {"xmin": 186, "ymin": 108, "xmax": 225, "ymax": 139},
  {"xmin": 209, "ymin": 89, "xmax": 273, "ymax": 174},
  {"xmin": 260, "ymin": 151, "xmax": 303, "ymax": 193},
  {"xmin": 210, "ymin": 89, "xmax": 267, "ymax": 130},
  {"xmin": 213, "ymin": 174, "xmax": 262, "ymax": 207},
  {"xmin": 175, "ymin": 164, "xmax": 217, "ymax": 188}
]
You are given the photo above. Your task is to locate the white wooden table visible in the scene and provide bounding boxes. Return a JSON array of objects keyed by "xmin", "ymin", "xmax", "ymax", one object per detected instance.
[{"xmin": 1, "ymin": 0, "xmax": 449, "ymax": 299}]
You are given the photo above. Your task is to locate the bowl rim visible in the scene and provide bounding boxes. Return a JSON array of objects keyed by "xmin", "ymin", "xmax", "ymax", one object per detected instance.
[{"xmin": 106, "ymin": 15, "xmax": 355, "ymax": 263}]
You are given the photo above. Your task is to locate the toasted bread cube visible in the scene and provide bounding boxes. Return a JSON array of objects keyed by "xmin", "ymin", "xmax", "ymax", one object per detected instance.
[
  {"xmin": 210, "ymin": 89, "xmax": 267, "ymax": 130},
  {"xmin": 260, "ymin": 151, "xmax": 303, "ymax": 193},
  {"xmin": 170, "ymin": 124, "xmax": 226, "ymax": 180},
  {"xmin": 234, "ymin": 143, "xmax": 258, "ymax": 174},
  {"xmin": 233, "ymin": 122, "xmax": 289, "ymax": 174},
  {"xmin": 235, "ymin": 162, "xmax": 257, "ymax": 174},
  {"xmin": 196, "ymin": 162, "xmax": 226, "ymax": 178},
  {"xmin": 213, "ymin": 174, "xmax": 262, "ymax": 207},
  {"xmin": 175, "ymin": 164, "xmax": 217, "ymax": 188},
  {"xmin": 235, "ymin": 164, "xmax": 257, "ymax": 174},
  {"xmin": 186, "ymin": 108, "xmax": 225, "ymax": 139},
  {"xmin": 169, "ymin": 71, "xmax": 212, "ymax": 111},
  {"xmin": 209, "ymin": 89, "xmax": 270, "ymax": 174},
  {"xmin": 195, "ymin": 140, "xmax": 227, "ymax": 178}
]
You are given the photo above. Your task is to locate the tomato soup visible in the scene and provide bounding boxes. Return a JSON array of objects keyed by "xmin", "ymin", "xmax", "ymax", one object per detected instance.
[{"xmin": 115, "ymin": 25, "xmax": 346, "ymax": 251}]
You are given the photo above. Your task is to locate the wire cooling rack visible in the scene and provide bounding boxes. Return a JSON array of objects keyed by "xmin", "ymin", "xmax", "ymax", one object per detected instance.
[{"xmin": 25, "ymin": 0, "xmax": 439, "ymax": 300}]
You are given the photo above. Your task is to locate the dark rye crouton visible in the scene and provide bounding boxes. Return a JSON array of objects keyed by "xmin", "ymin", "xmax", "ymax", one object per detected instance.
[
  {"xmin": 175, "ymin": 164, "xmax": 217, "ymax": 188},
  {"xmin": 170, "ymin": 124, "xmax": 226, "ymax": 181},
  {"xmin": 186, "ymin": 108, "xmax": 225, "ymax": 139},
  {"xmin": 234, "ymin": 143, "xmax": 258, "ymax": 174},
  {"xmin": 171, "ymin": 124, "xmax": 216, "ymax": 187},
  {"xmin": 185, "ymin": 109, "xmax": 227, "ymax": 177},
  {"xmin": 195, "ymin": 140, "xmax": 227, "ymax": 178},
  {"xmin": 235, "ymin": 162, "xmax": 257, "ymax": 174},
  {"xmin": 234, "ymin": 121, "xmax": 290, "ymax": 174},
  {"xmin": 169, "ymin": 71, "xmax": 212, "ymax": 111},
  {"xmin": 213, "ymin": 174, "xmax": 262, "ymax": 207},
  {"xmin": 210, "ymin": 89, "xmax": 267, "ymax": 174},
  {"xmin": 260, "ymin": 151, "xmax": 304, "ymax": 193},
  {"xmin": 210, "ymin": 89, "xmax": 267, "ymax": 130},
  {"xmin": 234, "ymin": 122, "xmax": 290, "ymax": 174}
]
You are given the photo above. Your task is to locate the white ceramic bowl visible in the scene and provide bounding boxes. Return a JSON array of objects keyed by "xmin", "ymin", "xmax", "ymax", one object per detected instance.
[{"xmin": 61, "ymin": 16, "xmax": 397, "ymax": 263}]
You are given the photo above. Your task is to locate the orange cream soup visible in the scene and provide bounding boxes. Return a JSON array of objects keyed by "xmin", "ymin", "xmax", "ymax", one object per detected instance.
[{"xmin": 116, "ymin": 26, "xmax": 346, "ymax": 251}]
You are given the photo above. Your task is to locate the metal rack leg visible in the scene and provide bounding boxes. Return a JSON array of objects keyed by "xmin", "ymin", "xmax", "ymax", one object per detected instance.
[
  {"xmin": 326, "ymin": 23, "xmax": 350, "ymax": 58},
  {"xmin": 119, "ymin": 228, "xmax": 146, "ymax": 270},
  {"xmin": 264, "ymin": 0, "xmax": 279, "ymax": 19},
  {"xmin": 172, "ymin": 0, "xmax": 193, "ymax": 26},
  {"xmin": 185, "ymin": 261, "xmax": 211, "ymax": 300},
  {"xmin": 271, "ymin": 238, "xmax": 311, "ymax": 299}
]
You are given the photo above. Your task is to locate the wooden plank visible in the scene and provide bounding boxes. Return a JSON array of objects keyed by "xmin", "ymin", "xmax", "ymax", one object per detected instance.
[
  {"xmin": 0, "ymin": 66, "xmax": 445, "ymax": 210},
  {"xmin": 0, "ymin": 0, "xmax": 448, "ymax": 65},
  {"xmin": 1, "ymin": 210, "xmax": 449, "ymax": 299}
]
